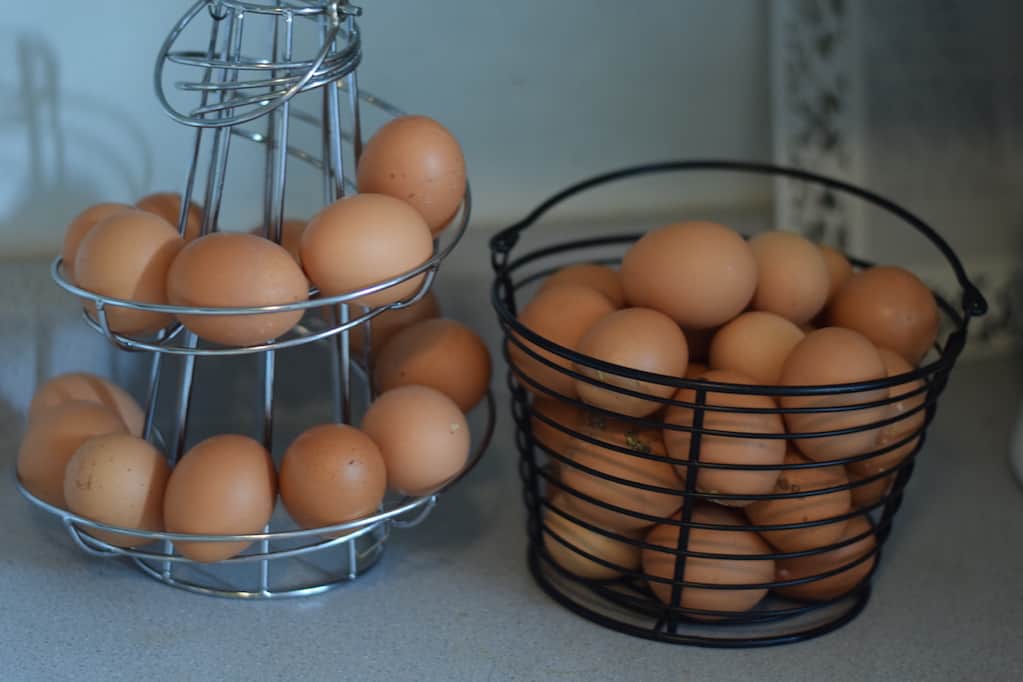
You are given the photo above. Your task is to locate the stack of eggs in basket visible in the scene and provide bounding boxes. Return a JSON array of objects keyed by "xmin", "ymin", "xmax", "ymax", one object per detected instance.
[
  {"xmin": 512, "ymin": 220, "xmax": 937, "ymax": 617},
  {"xmin": 17, "ymin": 115, "xmax": 493, "ymax": 561}
]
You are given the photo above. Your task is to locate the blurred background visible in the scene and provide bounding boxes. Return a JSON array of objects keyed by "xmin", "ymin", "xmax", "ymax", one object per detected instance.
[{"xmin": 0, "ymin": 0, "xmax": 1019, "ymax": 350}]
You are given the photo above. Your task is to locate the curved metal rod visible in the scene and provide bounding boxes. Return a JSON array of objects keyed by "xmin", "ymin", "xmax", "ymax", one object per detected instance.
[
  {"xmin": 14, "ymin": 390, "xmax": 494, "ymax": 559},
  {"xmin": 154, "ymin": 1, "xmax": 357, "ymax": 128}
]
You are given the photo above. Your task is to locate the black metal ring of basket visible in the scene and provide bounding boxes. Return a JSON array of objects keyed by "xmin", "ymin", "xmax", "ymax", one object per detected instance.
[{"xmin": 489, "ymin": 159, "xmax": 987, "ymax": 648}]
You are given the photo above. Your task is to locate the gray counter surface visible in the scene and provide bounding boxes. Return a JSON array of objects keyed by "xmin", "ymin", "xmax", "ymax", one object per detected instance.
[{"xmin": 1, "ymin": 237, "xmax": 1021, "ymax": 681}]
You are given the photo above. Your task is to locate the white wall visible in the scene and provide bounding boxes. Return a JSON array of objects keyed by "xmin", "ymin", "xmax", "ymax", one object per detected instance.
[{"xmin": 0, "ymin": 0, "xmax": 771, "ymax": 260}]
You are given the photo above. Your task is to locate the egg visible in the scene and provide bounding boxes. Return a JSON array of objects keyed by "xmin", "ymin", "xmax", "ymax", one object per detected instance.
[
  {"xmin": 63, "ymin": 433, "xmax": 170, "ymax": 547},
  {"xmin": 573, "ymin": 307, "xmax": 688, "ymax": 417},
  {"xmin": 356, "ymin": 115, "xmax": 466, "ymax": 234},
  {"xmin": 775, "ymin": 514, "xmax": 877, "ymax": 601},
  {"xmin": 301, "ymin": 194, "xmax": 434, "ymax": 307},
  {"xmin": 745, "ymin": 450, "xmax": 851, "ymax": 553},
  {"xmin": 848, "ymin": 468, "xmax": 895, "ymax": 509},
  {"xmin": 557, "ymin": 417, "xmax": 681, "ymax": 531},
  {"xmin": 374, "ymin": 318, "xmax": 492, "ymax": 411},
  {"xmin": 508, "ymin": 282, "xmax": 616, "ymax": 398},
  {"xmin": 542, "ymin": 493, "xmax": 641, "ymax": 580},
  {"xmin": 539, "ymin": 264, "xmax": 625, "ymax": 308},
  {"xmin": 779, "ymin": 327, "xmax": 888, "ymax": 462},
  {"xmin": 819, "ymin": 244, "xmax": 853, "ymax": 304},
  {"xmin": 748, "ymin": 231, "xmax": 830, "ymax": 325},
  {"xmin": 828, "ymin": 265, "xmax": 939, "ymax": 364},
  {"xmin": 663, "ymin": 369, "xmax": 786, "ymax": 506},
  {"xmin": 621, "ymin": 221, "xmax": 757, "ymax": 329},
  {"xmin": 643, "ymin": 504, "xmax": 774, "ymax": 618},
  {"xmin": 29, "ymin": 372, "xmax": 145, "ymax": 437},
  {"xmin": 709, "ymin": 311, "xmax": 805, "ymax": 384},
  {"xmin": 136, "ymin": 192, "xmax": 203, "ymax": 241},
  {"xmin": 531, "ymin": 397, "xmax": 587, "ymax": 458},
  {"xmin": 61, "ymin": 203, "xmax": 134, "ymax": 282},
  {"xmin": 163, "ymin": 434, "xmax": 277, "ymax": 563},
  {"xmin": 361, "ymin": 385, "xmax": 470, "ymax": 496},
  {"xmin": 280, "ymin": 424, "xmax": 387, "ymax": 532},
  {"xmin": 166, "ymin": 232, "xmax": 309, "ymax": 346},
  {"xmin": 249, "ymin": 218, "xmax": 308, "ymax": 270},
  {"xmin": 17, "ymin": 401, "xmax": 128, "ymax": 507},
  {"xmin": 847, "ymin": 348, "xmax": 927, "ymax": 479},
  {"xmin": 343, "ymin": 291, "xmax": 440, "ymax": 356},
  {"xmin": 74, "ymin": 210, "xmax": 184, "ymax": 334}
]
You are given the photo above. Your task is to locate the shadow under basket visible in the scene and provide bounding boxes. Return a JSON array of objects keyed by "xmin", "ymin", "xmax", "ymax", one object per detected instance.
[{"xmin": 489, "ymin": 160, "xmax": 986, "ymax": 647}]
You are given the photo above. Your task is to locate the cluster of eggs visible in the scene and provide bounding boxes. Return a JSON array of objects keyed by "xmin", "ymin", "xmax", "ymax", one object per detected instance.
[
  {"xmin": 18, "ymin": 313, "xmax": 490, "ymax": 562},
  {"xmin": 20, "ymin": 114, "xmax": 495, "ymax": 562},
  {"xmin": 512, "ymin": 220, "xmax": 938, "ymax": 617},
  {"xmin": 61, "ymin": 115, "xmax": 466, "ymax": 346}
]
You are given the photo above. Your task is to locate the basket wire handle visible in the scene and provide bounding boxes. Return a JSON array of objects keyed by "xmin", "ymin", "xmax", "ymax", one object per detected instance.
[{"xmin": 489, "ymin": 159, "xmax": 989, "ymax": 320}]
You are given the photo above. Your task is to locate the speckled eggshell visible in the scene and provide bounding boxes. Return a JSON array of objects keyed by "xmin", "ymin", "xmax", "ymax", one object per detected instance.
[
  {"xmin": 17, "ymin": 401, "xmax": 128, "ymax": 507},
  {"xmin": 361, "ymin": 385, "xmax": 471, "ymax": 497},
  {"xmin": 64, "ymin": 433, "xmax": 170, "ymax": 548},
  {"xmin": 356, "ymin": 115, "xmax": 466, "ymax": 234}
]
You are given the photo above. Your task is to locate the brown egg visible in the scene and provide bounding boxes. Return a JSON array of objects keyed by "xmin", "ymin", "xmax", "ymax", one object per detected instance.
[
  {"xmin": 709, "ymin": 311, "xmax": 805, "ymax": 384},
  {"xmin": 775, "ymin": 514, "xmax": 877, "ymax": 601},
  {"xmin": 163, "ymin": 434, "xmax": 277, "ymax": 563},
  {"xmin": 357, "ymin": 115, "xmax": 466, "ymax": 234},
  {"xmin": 745, "ymin": 450, "xmax": 851, "ymax": 552},
  {"xmin": 828, "ymin": 266, "xmax": 939, "ymax": 364},
  {"xmin": 681, "ymin": 326, "xmax": 716, "ymax": 363},
  {"xmin": 61, "ymin": 203, "xmax": 134, "ymax": 282},
  {"xmin": 574, "ymin": 307, "xmax": 688, "ymax": 417},
  {"xmin": 848, "ymin": 468, "xmax": 895, "ymax": 509},
  {"xmin": 64, "ymin": 433, "xmax": 170, "ymax": 548},
  {"xmin": 543, "ymin": 493, "xmax": 641, "ymax": 580},
  {"xmin": 684, "ymin": 363, "xmax": 709, "ymax": 379},
  {"xmin": 558, "ymin": 417, "xmax": 681, "ymax": 531},
  {"xmin": 819, "ymin": 245, "xmax": 853, "ymax": 304},
  {"xmin": 301, "ymin": 194, "xmax": 434, "ymax": 307},
  {"xmin": 349, "ymin": 291, "xmax": 441, "ymax": 356},
  {"xmin": 17, "ymin": 401, "xmax": 128, "ymax": 507},
  {"xmin": 167, "ymin": 232, "xmax": 308, "ymax": 346},
  {"xmin": 74, "ymin": 210, "xmax": 184, "ymax": 334},
  {"xmin": 362, "ymin": 385, "xmax": 471, "ymax": 496},
  {"xmin": 643, "ymin": 505, "xmax": 774, "ymax": 618},
  {"xmin": 539, "ymin": 264, "xmax": 625, "ymax": 308},
  {"xmin": 749, "ymin": 231, "xmax": 830, "ymax": 325},
  {"xmin": 847, "ymin": 348, "xmax": 927, "ymax": 479},
  {"xmin": 663, "ymin": 369, "xmax": 786, "ymax": 506},
  {"xmin": 29, "ymin": 372, "xmax": 145, "ymax": 437},
  {"xmin": 280, "ymin": 424, "xmax": 387, "ymax": 531},
  {"xmin": 249, "ymin": 219, "xmax": 308, "ymax": 270},
  {"xmin": 374, "ymin": 318, "xmax": 492, "ymax": 412},
  {"xmin": 621, "ymin": 221, "xmax": 757, "ymax": 329},
  {"xmin": 531, "ymin": 397, "xmax": 587, "ymax": 459},
  {"xmin": 508, "ymin": 283, "xmax": 616, "ymax": 399},
  {"xmin": 136, "ymin": 192, "xmax": 203, "ymax": 241},
  {"xmin": 779, "ymin": 328, "xmax": 888, "ymax": 462}
]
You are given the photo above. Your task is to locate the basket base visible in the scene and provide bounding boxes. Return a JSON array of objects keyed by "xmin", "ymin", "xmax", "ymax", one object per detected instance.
[
  {"xmin": 131, "ymin": 536, "xmax": 386, "ymax": 600},
  {"xmin": 527, "ymin": 543, "xmax": 871, "ymax": 648}
]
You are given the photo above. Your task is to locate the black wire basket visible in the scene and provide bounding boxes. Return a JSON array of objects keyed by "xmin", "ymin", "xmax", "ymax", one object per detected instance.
[{"xmin": 489, "ymin": 160, "xmax": 987, "ymax": 647}]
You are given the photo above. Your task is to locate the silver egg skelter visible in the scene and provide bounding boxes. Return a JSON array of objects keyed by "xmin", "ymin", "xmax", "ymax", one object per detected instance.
[{"xmin": 17, "ymin": 0, "xmax": 494, "ymax": 598}]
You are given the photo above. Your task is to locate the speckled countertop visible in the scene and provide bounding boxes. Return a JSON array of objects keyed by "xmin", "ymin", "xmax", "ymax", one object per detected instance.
[{"xmin": 2, "ymin": 230, "xmax": 1022, "ymax": 681}]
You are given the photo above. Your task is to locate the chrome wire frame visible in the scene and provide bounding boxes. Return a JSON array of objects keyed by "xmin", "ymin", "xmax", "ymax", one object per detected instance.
[{"xmin": 29, "ymin": 0, "xmax": 490, "ymax": 599}]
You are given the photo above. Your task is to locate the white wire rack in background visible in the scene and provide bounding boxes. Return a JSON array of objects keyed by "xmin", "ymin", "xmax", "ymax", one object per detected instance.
[{"xmin": 17, "ymin": 0, "xmax": 493, "ymax": 598}]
